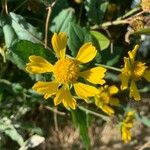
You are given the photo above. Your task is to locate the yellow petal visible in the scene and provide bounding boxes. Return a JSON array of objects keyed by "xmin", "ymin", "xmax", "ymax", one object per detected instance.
[
  {"xmin": 79, "ymin": 67, "xmax": 106, "ymax": 84},
  {"xmin": 54, "ymin": 86, "xmax": 76, "ymax": 109},
  {"xmin": 26, "ymin": 55, "xmax": 53, "ymax": 74},
  {"xmin": 129, "ymin": 80, "xmax": 141, "ymax": 101},
  {"xmin": 32, "ymin": 81, "xmax": 59, "ymax": 99},
  {"xmin": 75, "ymin": 43, "xmax": 97, "ymax": 64},
  {"xmin": 120, "ymin": 74, "xmax": 129, "ymax": 90},
  {"xmin": 100, "ymin": 104, "xmax": 114, "ymax": 116},
  {"xmin": 73, "ymin": 82, "xmax": 99, "ymax": 101},
  {"xmin": 121, "ymin": 126, "xmax": 131, "ymax": 143},
  {"xmin": 143, "ymin": 70, "xmax": 150, "ymax": 82},
  {"xmin": 108, "ymin": 85, "xmax": 119, "ymax": 95},
  {"xmin": 128, "ymin": 45, "xmax": 139, "ymax": 62},
  {"xmin": 51, "ymin": 32, "xmax": 67, "ymax": 58}
]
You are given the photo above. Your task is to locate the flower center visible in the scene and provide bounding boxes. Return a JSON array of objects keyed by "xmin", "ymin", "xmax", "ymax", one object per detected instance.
[
  {"xmin": 122, "ymin": 61, "xmax": 147, "ymax": 81},
  {"xmin": 132, "ymin": 61, "xmax": 147, "ymax": 80},
  {"xmin": 53, "ymin": 58, "xmax": 79, "ymax": 84}
]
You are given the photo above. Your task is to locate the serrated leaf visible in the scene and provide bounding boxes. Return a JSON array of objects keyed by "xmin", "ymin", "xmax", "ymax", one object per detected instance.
[
  {"xmin": 68, "ymin": 23, "xmax": 93, "ymax": 56},
  {"xmin": 50, "ymin": 8, "xmax": 76, "ymax": 33},
  {"xmin": 90, "ymin": 31, "xmax": 110, "ymax": 51},
  {"xmin": 8, "ymin": 40, "xmax": 56, "ymax": 70},
  {"xmin": 2, "ymin": 12, "xmax": 43, "ymax": 48},
  {"xmin": 71, "ymin": 109, "xmax": 90, "ymax": 150},
  {"xmin": 9, "ymin": 12, "xmax": 42, "ymax": 43},
  {"xmin": 85, "ymin": 0, "xmax": 108, "ymax": 25}
]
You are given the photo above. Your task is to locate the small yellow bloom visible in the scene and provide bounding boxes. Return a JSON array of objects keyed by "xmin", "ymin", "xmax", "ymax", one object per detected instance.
[
  {"xmin": 121, "ymin": 111, "xmax": 135, "ymax": 143},
  {"xmin": 95, "ymin": 85, "xmax": 120, "ymax": 116},
  {"xmin": 120, "ymin": 45, "xmax": 150, "ymax": 101},
  {"xmin": 26, "ymin": 32, "xmax": 106, "ymax": 109}
]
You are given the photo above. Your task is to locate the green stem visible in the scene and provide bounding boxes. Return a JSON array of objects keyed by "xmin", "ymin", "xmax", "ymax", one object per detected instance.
[
  {"xmin": 78, "ymin": 105, "xmax": 110, "ymax": 121},
  {"xmin": 95, "ymin": 64, "xmax": 121, "ymax": 72},
  {"xmin": 101, "ymin": 20, "xmax": 128, "ymax": 28},
  {"xmin": 13, "ymin": 0, "xmax": 28, "ymax": 12},
  {"xmin": 77, "ymin": 2, "xmax": 84, "ymax": 25},
  {"xmin": 91, "ymin": 6, "xmax": 141, "ymax": 29},
  {"xmin": 117, "ymin": 6, "xmax": 141, "ymax": 21}
]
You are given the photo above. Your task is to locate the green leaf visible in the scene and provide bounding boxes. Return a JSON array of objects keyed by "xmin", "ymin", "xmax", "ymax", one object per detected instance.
[
  {"xmin": 71, "ymin": 109, "xmax": 90, "ymax": 150},
  {"xmin": 50, "ymin": 8, "xmax": 76, "ymax": 33},
  {"xmin": 9, "ymin": 12, "xmax": 42, "ymax": 42},
  {"xmin": 85, "ymin": 0, "xmax": 108, "ymax": 25},
  {"xmin": 2, "ymin": 12, "xmax": 43, "ymax": 49},
  {"xmin": 8, "ymin": 40, "xmax": 56, "ymax": 70},
  {"xmin": 68, "ymin": 23, "xmax": 93, "ymax": 56},
  {"xmin": 96, "ymin": 46, "xmax": 122, "ymax": 66},
  {"xmin": 136, "ymin": 113, "xmax": 150, "ymax": 127},
  {"xmin": 90, "ymin": 31, "xmax": 110, "ymax": 51},
  {"xmin": 2, "ymin": 24, "xmax": 17, "ymax": 48},
  {"xmin": 0, "ymin": 117, "xmax": 24, "ymax": 146}
]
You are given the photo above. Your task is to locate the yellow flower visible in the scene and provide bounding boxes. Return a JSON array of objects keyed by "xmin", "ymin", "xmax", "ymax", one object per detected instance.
[
  {"xmin": 26, "ymin": 32, "xmax": 106, "ymax": 109},
  {"xmin": 121, "ymin": 111, "xmax": 135, "ymax": 143},
  {"xmin": 95, "ymin": 85, "xmax": 120, "ymax": 116},
  {"xmin": 120, "ymin": 45, "xmax": 150, "ymax": 101}
]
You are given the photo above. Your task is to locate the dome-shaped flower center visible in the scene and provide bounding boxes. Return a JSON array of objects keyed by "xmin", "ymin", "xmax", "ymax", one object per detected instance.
[
  {"xmin": 54, "ymin": 58, "xmax": 79, "ymax": 84},
  {"xmin": 132, "ymin": 61, "xmax": 147, "ymax": 80}
]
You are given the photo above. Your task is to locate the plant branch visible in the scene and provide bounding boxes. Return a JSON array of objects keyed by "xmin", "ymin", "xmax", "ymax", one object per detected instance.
[
  {"xmin": 95, "ymin": 63, "xmax": 121, "ymax": 72},
  {"xmin": 44, "ymin": 1, "xmax": 56, "ymax": 49},
  {"xmin": 44, "ymin": 105, "xmax": 66, "ymax": 116},
  {"xmin": 78, "ymin": 105, "xmax": 110, "ymax": 121}
]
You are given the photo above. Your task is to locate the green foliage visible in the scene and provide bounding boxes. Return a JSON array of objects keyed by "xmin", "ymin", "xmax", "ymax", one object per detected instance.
[
  {"xmin": 2, "ymin": 12, "xmax": 42, "ymax": 49},
  {"xmin": 90, "ymin": 31, "xmax": 110, "ymax": 51},
  {"xmin": 50, "ymin": 8, "xmax": 76, "ymax": 33},
  {"xmin": 68, "ymin": 23, "xmax": 92, "ymax": 56},
  {"xmin": 0, "ymin": 0, "xmax": 150, "ymax": 149},
  {"xmin": 85, "ymin": 0, "xmax": 108, "ymax": 25},
  {"xmin": 71, "ymin": 109, "xmax": 90, "ymax": 150},
  {"xmin": 8, "ymin": 40, "xmax": 55, "ymax": 70},
  {"xmin": 0, "ymin": 117, "xmax": 24, "ymax": 146}
]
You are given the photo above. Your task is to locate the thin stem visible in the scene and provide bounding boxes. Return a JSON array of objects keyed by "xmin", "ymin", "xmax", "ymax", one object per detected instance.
[
  {"xmin": 91, "ymin": 6, "xmax": 141, "ymax": 29},
  {"xmin": 77, "ymin": 2, "xmax": 84, "ymax": 25},
  {"xmin": 13, "ymin": 0, "xmax": 28, "ymax": 12},
  {"xmin": 78, "ymin": 105, "xmax": 110, "ymax": 121},
  {"xmin": 117, "ymin": 6, "xmax": 141, "ymax": 21},
  {"xmin": 4, "ymin": 0, "xmax": 8, "ymax": 14},
  {"xmin": 44, "ymin": 105, "xmax": 66, "ymax": 116},
  {"xmin": 101, "ymin": 20, "xmax": 128, "ymax": 28},
  {"xmin": 95, "ymin": 63, "xmax": 121, "ymax": 72},
  {"xmin": 54, "ymin": 107, "xmax": 59, "ymax": 131},
  {"xmin": 44, "ymin": 1, "xmax": 56, "ymax": 49}
]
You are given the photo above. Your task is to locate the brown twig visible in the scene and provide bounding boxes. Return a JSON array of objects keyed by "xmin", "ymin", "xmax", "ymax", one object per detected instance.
[{"xmin": 44, "ymin": 1, "xmax": 56, "ymax": 49}]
